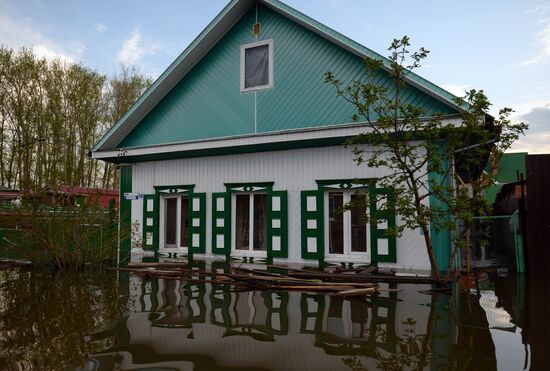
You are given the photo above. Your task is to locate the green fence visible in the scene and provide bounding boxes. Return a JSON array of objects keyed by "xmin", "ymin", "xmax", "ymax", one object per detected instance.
[{"xmin": 472, "ymin": 214, "xmax": 525, "ymax": 273}]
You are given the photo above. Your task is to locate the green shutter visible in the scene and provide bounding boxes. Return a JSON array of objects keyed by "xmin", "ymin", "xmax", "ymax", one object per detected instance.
[
  {"xmin": 188, "ymin": 192, "xmax": 206, "ymax": 253},
  {"xmin": 267, "ymin": 190, "xmax": 288, "ymax": 258},
  {"xmin": 142, "ymin": 194, "xmax": 158, "ymax": 251},
  {"xmin": 301, "ymin": 190, "xmax": 324, "ymax": 260},
  {"xmin": 212, "ymin": 192, "xmax": 231, "ymax": 255},
  {"xmin": 370, "ymin": 186, "xmax": 396, "ymax": 263},
  {"xmin": 264, "ymin": 292, "xmax": 289, "ymax": 335}
]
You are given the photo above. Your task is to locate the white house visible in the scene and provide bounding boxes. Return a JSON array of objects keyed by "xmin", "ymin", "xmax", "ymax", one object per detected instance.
[{"xmin": 92, "ymin": 0, "xmax": 463, "ymax": 272}]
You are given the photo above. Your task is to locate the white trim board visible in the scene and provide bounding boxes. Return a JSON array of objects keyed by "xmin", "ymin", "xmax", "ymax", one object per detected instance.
[{"xmin": 92, "ymin": 117, "xmax": 461, "ymax": 160}]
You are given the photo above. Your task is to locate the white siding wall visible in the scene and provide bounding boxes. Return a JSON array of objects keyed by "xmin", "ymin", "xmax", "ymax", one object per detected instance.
[{"xmin": 130, "ymin": 144, "xmax": 431, "ymax": 271}]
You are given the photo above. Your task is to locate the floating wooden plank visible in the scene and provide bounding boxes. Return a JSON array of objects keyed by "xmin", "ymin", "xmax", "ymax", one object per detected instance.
[
  {"xmin": 275, "ymin": 285, "xmax": 358, "ymax": 291},
  {"xmin": 286, "ymin": 271, "xmax": 437, "ymax": 284},
  {"xmin": 332, "ymin": 287, "xmax": 377, "ymax": 297},
  {"xmin": 127, "ymin": 262, "xmax": 188, "ymax": 269}
]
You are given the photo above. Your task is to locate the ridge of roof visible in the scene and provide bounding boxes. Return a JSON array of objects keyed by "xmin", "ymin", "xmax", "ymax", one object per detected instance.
[{"xmin": 93, "ymin": 0, "xmax": 466, "ymax": 153}]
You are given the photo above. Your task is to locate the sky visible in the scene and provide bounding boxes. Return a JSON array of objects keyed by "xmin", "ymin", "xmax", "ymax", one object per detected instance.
[{"xmin": 1, "ymin": 0, "xmax": 549, "ymax": 153}]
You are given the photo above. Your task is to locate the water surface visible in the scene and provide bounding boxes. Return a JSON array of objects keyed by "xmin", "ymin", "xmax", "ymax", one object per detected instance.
[{"xmin": 0, "ymin": 265, "xmax": 547, "ymax": 370}]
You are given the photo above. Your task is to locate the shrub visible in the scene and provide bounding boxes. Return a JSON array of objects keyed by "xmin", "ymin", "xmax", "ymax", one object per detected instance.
[{"xmin": 1, "ymin": 203, "xmax": 119, "ymax": 269}]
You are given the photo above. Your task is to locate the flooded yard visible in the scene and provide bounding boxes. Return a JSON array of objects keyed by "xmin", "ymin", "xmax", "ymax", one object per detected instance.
[{"xmin": 0, "ymin": 263, "xmax": 548, "ymax": 371}]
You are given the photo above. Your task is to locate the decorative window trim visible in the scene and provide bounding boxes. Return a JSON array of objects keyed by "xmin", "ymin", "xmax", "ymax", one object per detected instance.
[
  {"xmin": 301, "ymin": 178, "xmax": 396, "ymax": 263},
  {"xmin": 240, "ymin": 39, "xmax": 274, "ymax": 93},
  {"xmin": 154, "ymin": 184, "xmax": 195, "ymax": 194},
  {"xmin": 215, "ymin": 182, "xmax": 287, "ymax": 259},
  {"xmin": 155, "ymin": 184, "xmax": 195, "ymax": 251},
  {"xmin": 225, "ymin": 182, "xmax": 274, "ymax": 193},
  {"xmin": 226, "ymin": 182, "xmax": 272, "ymax": 258},
  {"xmin": 316, "ymin": 179, "xmax": 374, "ymax": 190},
  {"xmin": 144, "ymin": 184, "xmax": 207, "ymax": 253}
]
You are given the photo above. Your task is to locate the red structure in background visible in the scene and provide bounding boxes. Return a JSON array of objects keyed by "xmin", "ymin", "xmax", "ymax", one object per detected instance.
[
  {"xmin": 48, "ymin": 186, "xmax": 119, "ymax": 209},
  {"xmin": 0, "ymin": 188, "xmax": 19, "ymax": 203},
  {"xmin": 0, "ymin": 186, "xmax": 119, "ymax": 209}
]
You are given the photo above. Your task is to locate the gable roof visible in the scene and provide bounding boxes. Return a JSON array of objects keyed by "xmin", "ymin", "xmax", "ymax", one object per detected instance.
[{"xmin": 93, "ymin": 0, "xmax": 465, "ymax": 153}]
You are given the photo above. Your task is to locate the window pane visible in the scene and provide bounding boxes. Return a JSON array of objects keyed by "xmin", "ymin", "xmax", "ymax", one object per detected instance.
[
  {"xmin": 245, "ymin": 44, "xmax": 269, "ymax": 88},
  {"xmin": 180, "ymin": 197, "xmax": 189, "ymax": 247},
  {"xmin": 328, "ymin": 192, "xmax": 344, "ymax": 254},
  {"xmin": 235, "ymin": 195, "xmax": 250, "ymax": 250},
  {"xmin": 350, "ymin": 194, "xmax": 367, "ymax": 252},
  {"xmin": 253, "ymin": 194, "xmax": 267, "ymax": 251},
  {"xmin": 165, "ymin": 198, "xmax": 177, "ymax": 246}
]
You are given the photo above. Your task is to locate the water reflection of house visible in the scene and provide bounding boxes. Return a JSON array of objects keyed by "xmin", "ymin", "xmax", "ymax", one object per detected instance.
[{"xmin": 88, "ymin": 263, "xmax": 439, "ymax": 370}]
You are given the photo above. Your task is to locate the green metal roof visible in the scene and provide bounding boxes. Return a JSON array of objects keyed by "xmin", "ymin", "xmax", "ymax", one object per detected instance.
[
  {"xmin": 93, "ymin": 0, "xmax": 465, "ymax": 153},
  {"xmin": 261, "ymin": 0, "xmax": 465, "ymax": 110}
]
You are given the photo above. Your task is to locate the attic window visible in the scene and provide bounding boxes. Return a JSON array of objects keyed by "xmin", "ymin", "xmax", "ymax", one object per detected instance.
[{"xmin": 240, "ymin": 40, "xmax": 273, "ymax": 92}]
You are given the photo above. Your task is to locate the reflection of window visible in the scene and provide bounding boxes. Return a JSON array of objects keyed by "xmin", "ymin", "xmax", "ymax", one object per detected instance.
[
  {"xmin": 240, "ymin": 40, "xmax": 273, "ymax": 92},
  {"xmin": 234, "ymin": 193, "xmax": 267, "ymax": 253},
  {"xmin": 326, "ymin": 191, "xmax": 369, "ymax": 258}
]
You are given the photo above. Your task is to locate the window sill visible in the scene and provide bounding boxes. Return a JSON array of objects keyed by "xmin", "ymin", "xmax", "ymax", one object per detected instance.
[
  {"xmin": 232, "ymin": 251, "xmax": 268, "ymax": 258},
  {"xmin": 324, "ymin": 255, "xmax": 371, "ymax": 264},
  {"xmin": 158, "ymin": 247, "xmax": 188, "ymax": 254},
  {"xmin": 240, "ymin": 84, "xmax": 273, "ymax": 93}
]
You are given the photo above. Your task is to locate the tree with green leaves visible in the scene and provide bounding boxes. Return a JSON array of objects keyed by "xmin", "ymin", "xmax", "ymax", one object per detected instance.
[
  {"xmin": 101, "ymin": 65, "xmax": 153, "ymax": 189},
  {"xmin": 325, "ymin": 36, "xmax": 527, "ymax": 283},
  {"xmin": 0, "ymin": 47, "xmax": 152, "ymax": 192}
]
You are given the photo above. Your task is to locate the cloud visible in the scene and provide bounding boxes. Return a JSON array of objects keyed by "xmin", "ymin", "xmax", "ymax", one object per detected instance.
[
  {"xmin": 440, "ymin": 84, "xmax": 471, "ymax": 97},
  {"xmin": 0, "ymin": 2, "xmax": 80, "ymax": 64},
  {"xmin": 117, "ymin": 28, "xmax": 161, "ymax": 65},
  {"xmin": 95, "ymin": 22, "xmax": 107, "ymax": 33},
  {"xmin": 516, "ymin": 103, "xmax": 550, "ymax": 132},
  {"xmin": 538, "ymin": 22, "xmax": 550, "ymax": 56},
  {"xmin": 510, "ymin": 132, "xmax": 550, "ymax": 154},
  {"xmin": 527, "ymin": 2, "xmax": 550, "ymax": 16},
  {"xmin": 509, "ymin": 103, "xmax": 550, "ymax": 153},
  {"xmin": 517, "ymin": 13, "xmax": 550, "ymax": 66}
]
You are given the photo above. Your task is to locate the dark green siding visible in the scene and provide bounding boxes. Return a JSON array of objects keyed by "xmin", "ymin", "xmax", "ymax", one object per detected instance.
[
  {"xmin": 429, "ymin": 141, "xmax": 452, "ymax": 271},
  {"xmin": 119, "ymin": 165, "xmax": 132, "ymax": 265},
  {"xmin": 119, "ymin": 4, "xmax": 457, "ymax": 148}
]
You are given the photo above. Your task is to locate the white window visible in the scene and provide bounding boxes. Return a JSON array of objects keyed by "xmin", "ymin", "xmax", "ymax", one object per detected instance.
[
  {"xmin": 232, "ymin": 193, "xmax": 267, "ymax": 257},
  {"xmin": 324, "ymin": 191, "xmax": 370, "ymax": 262},
  {"xmin": 160, "ymin": 195, "xmax": 190, "ymax": 251},
  {"xmin": 240, "ymin": 40, "xmax": 274, "ymax": 92}
]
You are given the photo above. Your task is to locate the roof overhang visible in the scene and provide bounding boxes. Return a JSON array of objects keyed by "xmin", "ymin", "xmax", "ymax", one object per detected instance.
[{"xmin": 92, "ymin": 116, "xmax": 463, "ymax": 164}]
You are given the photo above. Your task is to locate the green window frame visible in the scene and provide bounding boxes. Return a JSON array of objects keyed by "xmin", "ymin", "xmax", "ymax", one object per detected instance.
[
  {"xmin": 140, "ymin": 185, "xmax": 208, "ymax": 253},
  {"xmin": 211, "ymin": 182, "xmax": 288, "ymax": 259},
  {"xmin": 300, "ymin": 179, "xmax": 396, "ymax": 263},
  {"xmin": 188, "ymin": 192, "xmax": 206, "ymax": 253},
  {"xmin": 300, "ymin": 190, "xmax": 324, "ymax": 260},
  {"xmin": 267, "ymin": 190, "xmax": 288, "ymax": 258},
  {"xmin": 211, "ymin": 192, "xmax": 231, "ymax": 256},
  {"xmin": 142, "ymin": 194, "xmax": 158, "ymax": 250},
  {"xmin": 370, "ymin": 186, "xmax": 397, "ymax": 263}
]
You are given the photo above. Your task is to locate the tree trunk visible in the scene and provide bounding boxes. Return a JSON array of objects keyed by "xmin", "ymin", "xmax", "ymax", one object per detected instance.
[{"xmin": 421, "ymin": 223, "xmax": 443, "ymax": 284}]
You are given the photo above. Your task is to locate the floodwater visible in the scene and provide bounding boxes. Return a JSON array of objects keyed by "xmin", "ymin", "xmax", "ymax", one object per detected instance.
[{"xmin": 0, "ymin": 264, "xmax": 548, "ymax": 371}]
